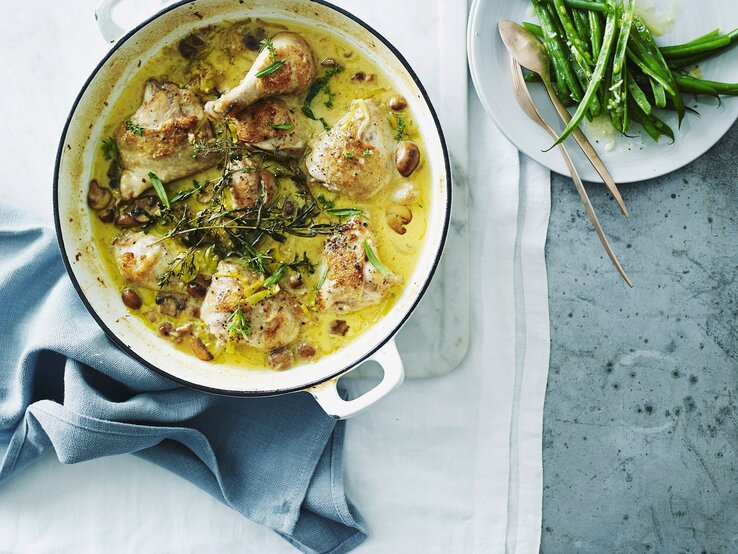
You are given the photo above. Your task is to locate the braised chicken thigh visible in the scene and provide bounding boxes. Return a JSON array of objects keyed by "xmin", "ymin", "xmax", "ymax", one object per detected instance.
[
  {"xmin": 316, "ymin": 218, "xmax": 400, "ymax": 313},
  {"xmin": 116, "ymin": 80, "xmax": 218, "ymax": 200},
  {"xmin": 200, "ymin": 261, "xmax": 305, "ymax": 350},
  {"xmin": 306, "ymin": 99, "xmax": 395, "ymax": 200},
  {"xmin": 229, "ymin": 98, "xmax": 304, "ymax": 153},
  {"xmin": 112, "ymin": 232, "xmax": 181, "ymax": 290}
]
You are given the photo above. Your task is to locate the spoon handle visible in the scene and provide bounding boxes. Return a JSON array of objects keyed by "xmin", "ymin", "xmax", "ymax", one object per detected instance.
[
  {"xmin": 542, "ymin": 80, "xmax": 630, "ymax": 218},
  {"xmin": 553, "ymin": 136, "xmax": 633, "ymax": 287},
  {"xmin": 511, "ymin": 60, "xmax": 633, "ymax": 287}
]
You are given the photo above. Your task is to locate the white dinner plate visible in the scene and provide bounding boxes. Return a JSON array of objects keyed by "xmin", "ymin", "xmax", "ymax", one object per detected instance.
[{"xmin": 468, "ymin": 0, "xmax": 738, "ymax": 183}]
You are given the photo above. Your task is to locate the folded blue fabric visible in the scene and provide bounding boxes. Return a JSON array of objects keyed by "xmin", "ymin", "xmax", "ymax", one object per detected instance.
[{"xmin": 0, "ymin": 203, "xmax": 366, "ymax": 553}]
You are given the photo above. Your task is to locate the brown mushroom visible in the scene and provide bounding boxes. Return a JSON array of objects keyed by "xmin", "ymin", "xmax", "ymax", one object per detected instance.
[
  {"xmin": 191, "ymin": 336, "xmax": 213, "ymax": 361},
  {"xmin": 97, "ymin": 208, "xmax": 116, "ymax": 223},
  {"xmin": 155, "ymin": 292, "xmax": 187, "ymax": 317},
  {"xmin": 321, "ymin": 58, "xmax": 338, "ymax": 67},
  {"xmin": 114, "ymin": 213, "xmax": 137, "ymax": 227},
  {"xmin": 388, "ymin": 96, "xmax": 407, "ymax": 111},
  {"xmin": 186, "ymin": 274, "xmax": 211, "ymax": 299},
  {"xmin": 289, "ymin": 273, "xmax": 304, "ymax": 289},
  {"xmin": 351, "ymin": 71, "xmax": 374, "ymax": 82},
  {"xmin": 386, "ymin": 205, "xmax": 413, "ymax": 235},
  {"xmin": 87, "ymin": 180, "xmax": 112, "ymax": 211},
  {"xmin": 329, "ymin": 319, "xmax": 349, "ymax": 336},
  {"xmin": 296, "ymin": 342, "xmax": 317, "ymax": 360},
  {"xmin": 121, "ymin": 288, "xmax": 142, "ymax": 310},
  {"xmin": 158, "ymin": 322, "xmax": 173, "ymax": 336},
  {"xmin": 267, "ymin": 347, "xmax": 294, "ymax": 370},
  {"xmin": 395, "ymin": 141, "xmax": 420, "ymax": 177}
]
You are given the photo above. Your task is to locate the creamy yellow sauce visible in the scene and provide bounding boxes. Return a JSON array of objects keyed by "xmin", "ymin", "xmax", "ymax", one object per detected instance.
[{"xmin": 90, "ymin": 18, "xmax": 430, "ymax": 369}]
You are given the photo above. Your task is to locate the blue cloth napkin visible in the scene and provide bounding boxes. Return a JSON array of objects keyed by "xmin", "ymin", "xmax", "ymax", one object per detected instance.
[{"xmin": 0, "ymin": 203, "xmax": 366, "ymax": 553}]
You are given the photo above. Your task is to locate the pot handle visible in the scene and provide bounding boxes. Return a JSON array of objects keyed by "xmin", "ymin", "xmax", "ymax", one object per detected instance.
[
  {"xmin": 308, "ymin": 340, "xmax": 405, "ymax": 420},
  {"xmin": 95, "ymin": 0, "xmax": 172, "ymax": 44}
]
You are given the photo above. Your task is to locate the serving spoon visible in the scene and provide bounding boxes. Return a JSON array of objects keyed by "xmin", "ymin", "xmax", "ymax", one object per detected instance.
[
  {"xmin": 498, "ymin": 19, "xmax": 630, "ymax": 218},
  {"xmin": 508, "ymin": 57, "xmax": 633, "ymax": 287}
]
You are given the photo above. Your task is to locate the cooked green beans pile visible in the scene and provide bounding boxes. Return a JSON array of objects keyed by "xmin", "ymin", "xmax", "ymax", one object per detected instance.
[{"xmin": 523, "ymin": 0, "xmax": 738, "ymax": 144}]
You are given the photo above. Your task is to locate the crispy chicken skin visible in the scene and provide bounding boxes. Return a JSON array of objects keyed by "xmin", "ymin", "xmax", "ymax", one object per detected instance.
[
  {"xmin": 200, "ymin": 261, "xmax": 305, "ymax": 350},
  {"xmin": 229, "ymin": 98, "xmax": 305, "ymax": 153},
  {"xmin": 205, "ymin": 32, "xmax": 316, "ymax": 119},
  {"xmin": 228, "ymin": 159, "xmax": 276, "ymax": 210},
  {"xmin": 316, "ymin": 218, "xmax": 400, "ymax": 313},
  {"xmin": 305, "ymin": 99, "xmax": 395, "ymax": 200},
  {"xmin": 116, "ymin": 80, "xmax": 218, "ymax": 200},
  {"xmin": 112, "ymin": 232, "xmax": 180, "ymax": 290}
]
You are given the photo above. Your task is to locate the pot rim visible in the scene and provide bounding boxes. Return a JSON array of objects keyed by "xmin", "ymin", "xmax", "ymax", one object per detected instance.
[{"xmin": 54, "ymin": 0, "xmax": 452, "ymax": 397}]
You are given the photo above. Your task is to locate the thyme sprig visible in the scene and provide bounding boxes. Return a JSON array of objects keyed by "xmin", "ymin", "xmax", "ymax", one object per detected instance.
[{"xmin": 255, "ymin": 38, "xmax": 285, "ymax": 78}]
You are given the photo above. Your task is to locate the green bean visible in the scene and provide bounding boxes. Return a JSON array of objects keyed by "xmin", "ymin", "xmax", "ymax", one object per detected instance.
[
  {"xmin": 650, "ymin": 78, "xmax": 667, "ymax": 108},
  {"xmin": 682, "ymin": 29, "xmax": 721, "ymax": 44},
  {"xmin": 522, "ymin": 18, "xmax": 565, "ymax": 93},
  {"xmin": 666, "ymin": 28, "xmax": 738, "ymax": 67},
  {"xmin": 626, "ymin": 68, "xmax": 652, "ymax": 115},
  {"xmin": 533, "ymin": 0, "xmax": 584, "ymax": 101},
  {"xmin": 522, "ymin": 22, "xmax": 544, "ymax": 38},
  {"xmin": 552, "ymin": 0, "xmax": 617, "ymax": 146},
  {"xmin": 674, "ymin": 74, "xmax": 738, "ymax": 95},
  {"xmin": 573, "ymin": 10, "xmax": 592, "ymax": 53},
  {"xmin": 552, "ymin": 0, "xmax": 594, "ymax": 67},
  {"xmin": 661, "ymin": 28, "xmax": 722, "ymax": 55},
  {"xmin": 571, "ymin": 53, "xmax": 601, "ymax": 118},
  {"xmin": 608, "ymin": 0, "xmax": 635, "ymax": 133},
  {"xmin": 630, "ymin": 100, "xmax": 674, "ymax": 142},
  {"xmin": 660, "ymin": 35, "xmax": 731, "ymax": 58},
  {"xmin": 631, "ymin": 16, "xmax": 685, "ymax": 122},
  {"xmin": 589, "ymin": 10, "xmax": 603, "ymax": 59},
  {"xmin": 564, "ymin": 0, "xmax": 610, "ymax": 12}
]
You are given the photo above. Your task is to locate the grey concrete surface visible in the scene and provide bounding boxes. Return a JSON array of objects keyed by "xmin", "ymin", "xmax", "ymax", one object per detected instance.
[{"xmin": 542, "ymin": 122, "xmax": 738, "ymax": 553}]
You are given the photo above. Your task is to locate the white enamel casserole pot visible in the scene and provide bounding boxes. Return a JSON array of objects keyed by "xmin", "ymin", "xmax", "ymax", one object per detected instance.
[{"xmin": 54, "ymin": 0, "xmax": 451, "ymax": 419}]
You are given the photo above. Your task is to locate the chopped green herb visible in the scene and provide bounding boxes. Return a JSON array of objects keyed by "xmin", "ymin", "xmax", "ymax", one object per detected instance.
[
  {"xmin": 227, "ymin": 307, "xmax": 252, "ymax": 340},
  {"xmin": 256, "ymin": 60, "xmax": 285, "ymax": 78},
  {"xmin": 363, "ymin": 240, "xmax": 389, "ymax": 274},
  {"xmin": 241, "ymin": 242, "xmax": 271, "ymax": 275},
  {"xmin": 325, "ymin": 207, "xmax": 363, "ymax": 218},
  {"xmin": 394, "ymin": 115, "xmax": 407, "ymax": 141},
  {"xmin": 302, "ymin": 66, "xmax": 344, "ymax": 131},
  {"xmin": 259, "ymin": 37, "xmax": 278, "ymax": 59},
  {"xmin": 148, "ymin": 172, "xmax": 170, "ymax": 209},
  {"xmin": 270, "ymin": 122, "xmax": 293, "ymax": 130},
  {"xmin": 343, "ymin": 152, "xmax": 355, "ymax": 160},
  {"xmin": 361, "ymin": 149, "xmax": 373, "ymax": 157},
  {"xmin": 255, "ymin": 37, "xmax": 285, "ymax": 78},
  {"xmin": 124, "ymin": 119, "xmax": 144, "ymax": 136},
  {"xmin": 263, "ymin": 264, "xmax": 288, "ymax": 288},
  {"xmin": 317, "ymin": 194, "xmax": 335, "ymax": 210},
  {"xmin": 101, "ymin": 137, "xmax": 121, "ymax": 170},
  {"xmin": 315, "ymin": 267, "xmax": 328, "ymax": 290},
  {"xmin": 168, "ymin": 180, "xmax": 206, "ymax": 204}
]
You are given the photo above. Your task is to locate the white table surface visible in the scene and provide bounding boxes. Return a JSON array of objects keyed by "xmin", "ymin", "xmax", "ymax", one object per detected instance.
[{"xmin": 0, "ymin": 1, "xmax": 540, "ymax": 552}]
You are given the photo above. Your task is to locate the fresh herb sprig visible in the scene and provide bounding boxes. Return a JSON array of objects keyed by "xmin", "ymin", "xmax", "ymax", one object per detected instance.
[
  {"xmin": 227, "ymin": 307, "xmax": 252, "ymax": 339},
  {"xmin": 363, "ymin": 240, "xmax": 389, "ymax": 275},
  {"xmin": 101, "ymin": 137, "xmax": 121, "ymax": 170},
  {"xmin": 255, "ymin": 38, "xmax": 285, "ymax": 78},
  {"xmin": 148, "ymin": 172, "xmax": 170, "ymax": 209},
  {"xmin": 394, "ymin": 115, "xmax": 407, "ymax": 141},
  {"xmin": 302, "ymin": 66, "xmax": 344, "ymax": 131},
  {"xmin": 124, "ymin": 119, "xmax": 145, "ymax": 136}
]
